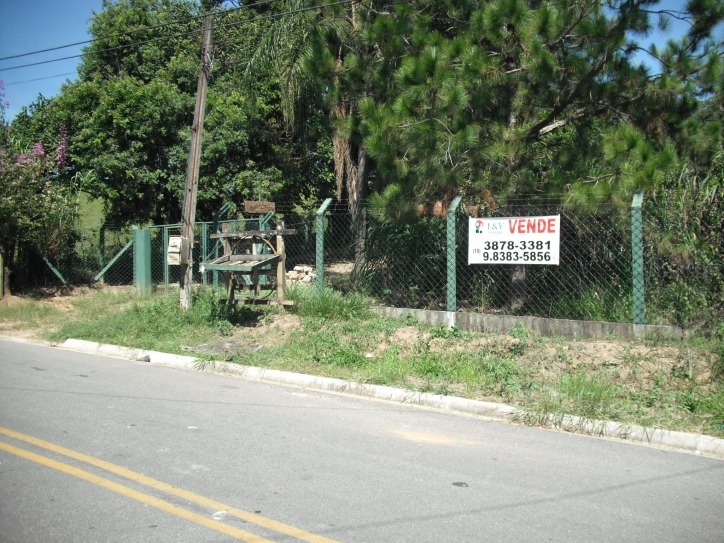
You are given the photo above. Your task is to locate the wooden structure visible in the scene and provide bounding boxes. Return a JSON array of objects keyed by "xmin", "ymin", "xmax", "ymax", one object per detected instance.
[{"xmin": 201, "ymin": 226, "xmax": 296, "ymax": 306}]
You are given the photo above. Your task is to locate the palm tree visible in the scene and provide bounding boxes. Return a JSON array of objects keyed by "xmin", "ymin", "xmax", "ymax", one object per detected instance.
[
  {"xmin": 243, "ymin": 0, "xmax": 369, "ymax": 212},
  {"xmin": 243, "ymin": 0, "xmax": 377, "ymax": 276}
]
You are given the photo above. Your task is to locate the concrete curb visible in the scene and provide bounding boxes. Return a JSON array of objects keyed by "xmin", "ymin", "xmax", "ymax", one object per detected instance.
[
  {"xmin": 56, "ymin": 338, "xmax": 724, "ymax": 461},
  {"xmin": 61, "ymin": 338, "xmax": 199, "ymax": 369}
]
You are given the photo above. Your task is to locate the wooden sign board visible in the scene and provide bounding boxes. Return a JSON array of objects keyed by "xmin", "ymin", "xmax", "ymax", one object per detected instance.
[{"xmin": 245, "ymin": 201, "xmax": 276, "ymax": 214}]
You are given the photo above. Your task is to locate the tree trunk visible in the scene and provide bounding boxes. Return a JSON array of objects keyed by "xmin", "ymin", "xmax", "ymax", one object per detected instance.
[
  {"xmin": 351, "ymin": 147, "xmax": 369, "ymax": 284},
  {"xmin": 510, "ymin": 264, "xmax": 527, "ymax": 312}
]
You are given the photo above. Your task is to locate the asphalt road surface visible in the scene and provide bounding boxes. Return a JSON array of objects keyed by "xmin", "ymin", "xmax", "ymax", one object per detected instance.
[{"xmin": 1, "ymin": 339, "xmax": 722, "ymax": 542}]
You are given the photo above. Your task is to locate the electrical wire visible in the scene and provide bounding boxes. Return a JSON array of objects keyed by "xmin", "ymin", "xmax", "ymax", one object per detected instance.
[
  {"xmin": 0, "ymin": 0, "xmax": 356, "ymax": 73},
  {"xmin": 3, "ymin": 73, "xmax": 76, "ymax": 86},
  {"xmin": 0, "ymin": 0, "xmax": 277, "ymax": 63}
]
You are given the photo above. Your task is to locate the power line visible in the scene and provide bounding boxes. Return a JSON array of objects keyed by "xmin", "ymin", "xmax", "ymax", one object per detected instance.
[
  {"xmin": 0, "ymin": 0, "xmax": 349, "ymax": 74},
  {"xmin": 3, "ymin": 73, "xmax": 76, "ymax": 86},
  {"xmin": 0, "ymin": 0, "xmax": 354, "ymax": 74},
  {"xmin": 0, "ymin": 39, "xmax": 95, "ymax": 63},
  {"xmin": 0, "ymin": 0, "xmax": 279, "ymax": 64}
]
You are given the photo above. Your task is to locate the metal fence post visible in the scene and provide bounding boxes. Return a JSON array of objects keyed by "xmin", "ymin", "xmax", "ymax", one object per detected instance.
[
  {"xmin": 98, "ymin": 225, "xmax": 106, "ymax": 269},
  {"xmin": 631, "ymin": 190, "xmax": 645, "ymax": 332},
  {"xmin": 446, "ymin": 196, "xmax": 463, "ymax": 327},
  {"xmin": 213, "ymin": 236, "xmax": 219, "ymax": 290},
  {"xmin": 134, "ymin": 229, "xmax": 152, "ymax": 296},
  {"xmin": 316, "ymin": 198, "xmax": 333, "ymax": 294},
  {"xmin": 41, "ymin": 256, "xmax": 67, "ymax": 286},
  {"xmin": 163, "ymin": 226, "xmax": 170, "ymax": 293}
]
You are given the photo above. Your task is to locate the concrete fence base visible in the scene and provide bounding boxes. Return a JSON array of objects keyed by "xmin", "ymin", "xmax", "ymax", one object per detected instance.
[{"xmin": 376, "ymin": 306, "xmax": 685, "ymax": 341}]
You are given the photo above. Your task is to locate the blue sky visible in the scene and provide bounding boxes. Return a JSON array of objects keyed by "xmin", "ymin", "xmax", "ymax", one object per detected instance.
[
  {"xmin": 0, "ymin": 0, "xmax": 103, "ymax": 120},
  {"xmin": 0, "ymin": 1, "xmax": 720, "ymax": 122}
]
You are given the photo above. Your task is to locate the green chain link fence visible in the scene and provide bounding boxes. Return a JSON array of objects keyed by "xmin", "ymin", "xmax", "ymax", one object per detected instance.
[
  {"xmin": 25, "ymin": 194, "xmax": 721, "ymax": 331},
  {"xmin": 312, "ymin": 196, "xmax": 720, "ymax": 330}
]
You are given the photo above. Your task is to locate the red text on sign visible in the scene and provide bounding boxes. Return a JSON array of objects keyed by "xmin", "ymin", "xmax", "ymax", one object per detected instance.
[{"xmin": 508, "ymin": 218, "xmax": 557, "ymax": 234}]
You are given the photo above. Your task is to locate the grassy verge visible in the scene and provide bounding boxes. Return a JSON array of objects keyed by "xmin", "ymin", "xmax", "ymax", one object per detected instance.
[{"xmin": 1, "ymin": 286, "xmax": 722, "ymax": 439}]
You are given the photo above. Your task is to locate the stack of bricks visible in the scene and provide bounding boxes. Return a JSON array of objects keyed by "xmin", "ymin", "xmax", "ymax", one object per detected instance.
[{"xmin": 286, "ymin": 265, "xmax": 316, "ymax": 284}]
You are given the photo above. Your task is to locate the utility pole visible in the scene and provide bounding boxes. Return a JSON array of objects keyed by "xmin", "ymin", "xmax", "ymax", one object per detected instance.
[{"xmin": 180, "ymin": 14, "xmax": 214, "ymax": 311}]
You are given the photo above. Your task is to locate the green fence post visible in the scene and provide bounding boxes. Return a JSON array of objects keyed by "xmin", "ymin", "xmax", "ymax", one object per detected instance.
[
  {"xmin": 162, "ymin": 226, "xmax": 170, "ymax": 293},
  {"xmin": 631, "ymin": 190, "xmax": 645, "ymax": 334},
  {"xmin": 316, "ymin": 198, "xmax": 333, "ymax": 295},
  {"xmin": 134, "ymin": 229, "xmax": 152, "ymax": 296},
  {"xmin": 446, "ymin": 196, "xmax": 463, "ymax": 326},
  {"xmin": 213, "ymin": 236, "xmax": 219, "ymax": 290},
  {"xmin": 98, "ymin": 225, "xmax": 106, "ymax": 269}
]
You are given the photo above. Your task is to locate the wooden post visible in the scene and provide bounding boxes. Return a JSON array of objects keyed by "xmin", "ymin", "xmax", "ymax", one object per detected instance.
[
  {"xmin": 0, "ymin": 252, "xmax": 4, "ymax": 299},
  {"xmin": 180, "ymin": 14, "xmax": 214, "ymax": 311}
]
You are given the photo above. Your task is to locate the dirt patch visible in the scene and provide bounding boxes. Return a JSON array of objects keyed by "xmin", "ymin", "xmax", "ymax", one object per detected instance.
[
  {"xmin": 326, "ymin": 262, "xmax": 354, "ymax": 274},
  {"xmin": 372, "ymin": 326, "xmax": 426, "ymax": 356},
  {"xmin": 229, "ymin": 311, "xmax": 302, "ymax": 349},
  {"xmin": 0, "ymin": 321, "xmax": 40, "ymax": 339},
  {"xmin": 0, "ymin": 295, "xmax": 25, "ymax": 308},
  {"xmin": 390, "ymin": 326, "xmax": 425, "ymax": 347}
]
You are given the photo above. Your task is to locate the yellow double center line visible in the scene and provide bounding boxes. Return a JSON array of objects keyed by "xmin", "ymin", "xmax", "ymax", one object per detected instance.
[{"xmin": 0, "ymin": 426, "xmax": 339, "ymax": 543}]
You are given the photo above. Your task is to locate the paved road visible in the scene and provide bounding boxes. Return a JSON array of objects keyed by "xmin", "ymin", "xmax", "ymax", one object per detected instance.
[{"xmin": 1, "ymin": 339, "xmax": 722, "ymax": 542}]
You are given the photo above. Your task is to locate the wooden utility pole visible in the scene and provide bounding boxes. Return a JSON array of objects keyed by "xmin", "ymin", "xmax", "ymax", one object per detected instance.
[{"xmin": 180, "ymin": 14, "xmax": 214, "ymax": 311}]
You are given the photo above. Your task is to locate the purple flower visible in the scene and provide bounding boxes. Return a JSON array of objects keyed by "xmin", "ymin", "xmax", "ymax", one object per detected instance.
[
  {"xmin": 14, "ymin": 142, "xmax": 47, "ymax": 165},
  {"xmin": 56, "ymin": 124, "xmax": 69, "ymax": 168},
  {"xmin": 31, "ymin": 142, "xmax": 46, "ymax": 158}
]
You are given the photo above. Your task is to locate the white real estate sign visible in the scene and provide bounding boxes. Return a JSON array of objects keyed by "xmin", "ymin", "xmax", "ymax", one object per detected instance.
[{"xmin": 468, "ymin": 215, "xmax": 560, "ymax": 265}]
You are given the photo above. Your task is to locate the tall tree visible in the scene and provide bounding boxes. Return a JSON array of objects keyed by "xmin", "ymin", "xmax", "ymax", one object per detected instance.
[
  {"xmin": 54, "ymin": 0, "xmax": 328, "ymax": 224},
  {"xmin": 360, "ymin": 0, "xmax": 721, "ymax": 206},
  {"xmin": 245, "ymin": 1, "xmax": 392, "ymax": 210},
  {"xmin": 243, "ymin": 0, "xmax": 408, "ymax": 277},
  {"xmin": 357, "ymin": 0, "xmax": 721, "ymax": 309}
]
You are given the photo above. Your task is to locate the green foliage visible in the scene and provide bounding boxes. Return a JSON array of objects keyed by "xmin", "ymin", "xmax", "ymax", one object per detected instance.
[
  {"xmin": 545, "ymin": 288, "xmax": 633, "ymax": 324},
  {"xmin": 0, "ymin": 297, "xmax": 63, "ymax": 328},
  {"xmin": 429, "ymin": 325, "xmax": 464, "ymax": 340},
  {"xmin": 295, "ymin": 330, "xmax": 368, "ymax": 369},
  {"xmin": 287, "ymin": 284, "xmax": 371, "ymax": 320},
  {"xmin": 19, "ymin": 0, "xmax": 335, "ymax": 227},
  {"xmin": 359, "ymin": 0, "xmax": 722, "ymax": 209},
  {"xmin": 714, "ymin": 324, "xmax": 724, "ymax": 380},
  {"xmin": 63, "ymin": 76, "xmax": 190, "ymax": 224},
  {"xmin": 357, "ymin": 214, "xmax": 447, "ymax": 308},
  {"xmin": 508, "ymin": 324, "xmax": 531, "ymax": 356},
  {"xmin": 474, "ymin": 354, "xmax": 528, "ymax": 398},
  {"xmin": 556, "ymin": 374, "xmax": 620, "ymax": 420},
  {"xmin": 50, "ymin": 289, "xmax": 242, "ymax": 349},
  {"xmin": 644, "ymin": 152, "xmax": 723, "ymax": 328},
  {"xmin": 0, "ymin": 134, "xmax": 80, "ymax": 287},
  {"xmin": 5, "ymin": 0, "xmax": 721, "ymax": 328}
]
